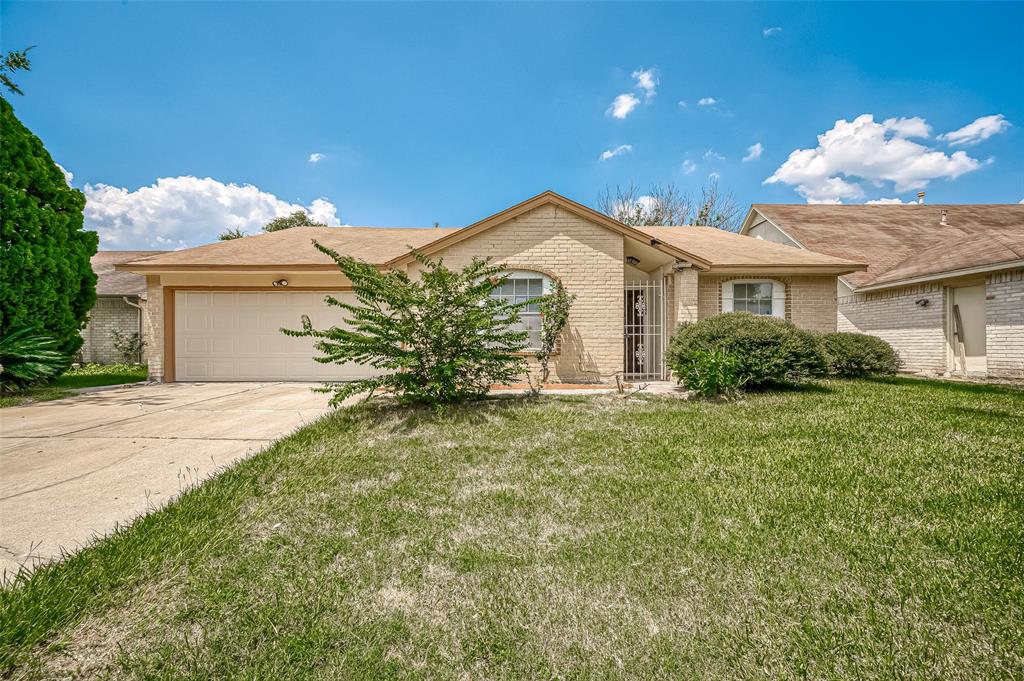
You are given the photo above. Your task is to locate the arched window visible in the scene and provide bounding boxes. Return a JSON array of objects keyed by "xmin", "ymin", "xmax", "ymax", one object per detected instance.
[
  {"xmin": 489, "ymin": 270, "xmax": 552, "ymax": 349},
  {"xmin": 722, "ymin": 279, "xmax": 786, "ymax": 319}
]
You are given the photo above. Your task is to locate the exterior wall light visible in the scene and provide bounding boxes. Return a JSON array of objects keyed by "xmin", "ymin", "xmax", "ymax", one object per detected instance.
[
  {"xmin": 626, "ymin": 256, "xmax": 640, "ymax": 266},
  {"xmin": 915, "ymin": 298, "xmax": 929, "ymax": 307},
  {"xmin": 272, "ymin": 279, "xmax": 289, "ymax": 287}
]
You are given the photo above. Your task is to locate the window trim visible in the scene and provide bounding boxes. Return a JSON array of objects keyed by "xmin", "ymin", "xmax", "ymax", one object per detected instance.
[
  {"xmin": 722, "ymin": 279, "xmax": 786, "ymax": 319},
  {"xmin": 491, "ymin": 270, "xmax": 552, "ymax": 351},
  {"xmin": 500, "ymin": 269, "xmax": 553, "ymax": 294}
]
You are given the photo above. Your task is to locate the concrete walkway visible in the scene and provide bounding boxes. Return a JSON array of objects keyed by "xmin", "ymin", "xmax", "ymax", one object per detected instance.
[{"xmin": 0, "ymin": 382, "xmax": 332, "ymax": 579}]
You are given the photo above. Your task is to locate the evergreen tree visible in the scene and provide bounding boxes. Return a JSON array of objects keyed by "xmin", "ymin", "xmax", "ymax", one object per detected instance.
[{"xmin": 0, "ymin": 96, "xmax": 97, "ymax": 359}]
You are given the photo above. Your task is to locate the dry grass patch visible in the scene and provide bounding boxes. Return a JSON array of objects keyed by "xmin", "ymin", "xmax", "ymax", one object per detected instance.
[{"xmin": 2, "ymin": 379, "xmax": 1023, "ymax": 679}]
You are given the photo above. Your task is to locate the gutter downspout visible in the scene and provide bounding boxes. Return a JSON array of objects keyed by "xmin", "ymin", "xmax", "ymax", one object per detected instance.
[{"xmin": 123, "ymin": 296, "xmax": 144, "ymax": 364}]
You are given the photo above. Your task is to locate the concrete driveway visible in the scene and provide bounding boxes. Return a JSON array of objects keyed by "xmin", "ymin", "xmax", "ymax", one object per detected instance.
[{"xmin": 0, "ymin": 382, "xmax": 332, "ymax": 579}]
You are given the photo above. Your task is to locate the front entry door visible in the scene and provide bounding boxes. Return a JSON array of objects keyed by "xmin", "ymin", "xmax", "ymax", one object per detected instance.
[
  {"xmin": 624, "ymin": 289, "xmax": 646, "ymax": 376},
  {"xmin": 623, "ymin": 280, "xmax": 665, "ymax": 380}
]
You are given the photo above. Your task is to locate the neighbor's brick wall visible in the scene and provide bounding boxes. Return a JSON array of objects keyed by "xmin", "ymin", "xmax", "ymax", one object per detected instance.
[
  {"xmin": 80, "ymin": 297, "xmax": 144, "ymax": 364},
  {"xmin": 696, "ymin": 274, "xmax": 838, "ymax": 333},
  {"xmin": 144, "ymin": 276, "xmax": 165, "ymax": 381},
  {"xmin": 410, "ymin": 203, "xmax": 624, "ymax": 382},
  {"xmin": 986, "ymin": 269, "xmax": 1024, "ymax": 379},
  {"xmin": 837, "ymin": 283, "xmax": 946, "ymax": 374}
]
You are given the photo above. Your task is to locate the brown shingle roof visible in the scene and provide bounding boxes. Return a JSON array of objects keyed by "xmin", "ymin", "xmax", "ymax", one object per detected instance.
[
  {"xmin": 635, "ymin": 225, "xmax": 863, "ymax": 270},
  {"xmin": 92, "ymin": 251, "xmax": 168, "ymax": 296},
  {"xmin": 120, "ymin": 222, "xmax": 862, "ymax": 273},
  {"xmin": 750, "ymin": 204, "xmax": 1024, "ymax": 288},
  {"xmin": 119, "ymin": 226, "xmax": 460, "ymax": 270}
]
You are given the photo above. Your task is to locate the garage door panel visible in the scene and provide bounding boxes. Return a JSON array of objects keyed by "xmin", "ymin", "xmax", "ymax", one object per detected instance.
[
  {"xmin": 236, "ymin": 310, "xmax": 261, "ymax": 331},
  {"xmin": 260, "ymin": 335, "xmax": 287, "ymax": 354},
  {"xmin": 181, "ymin": 292, "xmax": 209, "ymax": 306},
  {"xmin": 175, "ymin": 290, "xmax": 376, "ymax": 382},
  {"xmin": 183, "ymin": 361, "xmax": 209, "ymax": 379},
  {"xmin": 236, "ymin": 336, "xmax": 260, "ymax": 354},
  {"xmin": 184, "ymin": 311, "xmax": 209, "ymax": 332}
]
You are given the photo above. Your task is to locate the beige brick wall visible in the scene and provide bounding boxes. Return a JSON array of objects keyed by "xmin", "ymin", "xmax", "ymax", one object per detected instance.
[
  {"xmin": 666, "ymin": 268, "xmax": 698, "ymax": 331},
  {"xmin": 80, "ymin": 297, "xmax": 144, "ymax": 364},
  {"xmin": 412, "ymin": 203, "xmax": 625, "ymax": 382},
  {"xmin": 986, "ymin": 269, "xmax": 1024, "ymax": 379},
  {"xmin": 837, "ymin": 283, "xmax": 946, "ymax": 373},
  {"xmin": 144, "ymin": 276, "xmax": 165, "ymax": 381},
  {"xmin": 696, "ymin": 274, "xmax": 838, "ymax": 333}
]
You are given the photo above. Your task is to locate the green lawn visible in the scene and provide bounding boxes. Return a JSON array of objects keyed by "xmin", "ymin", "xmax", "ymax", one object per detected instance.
[
  {"xmin": 2, "ymin": 378, "xmax": 1022, "ymax": 678},
  {"xmin": 0, "ymin": 363, "xmax": 147, "ymax": 408}
]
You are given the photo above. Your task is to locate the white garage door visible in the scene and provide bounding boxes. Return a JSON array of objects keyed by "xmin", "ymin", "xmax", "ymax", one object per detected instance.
[{"xmin": 174, "ymin": 290, "xmax": 378, "ymax": 381}]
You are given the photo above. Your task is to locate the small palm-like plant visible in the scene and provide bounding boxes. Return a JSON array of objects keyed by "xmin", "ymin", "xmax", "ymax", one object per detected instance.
[{"xmin": 0, "ymin": 327, "xmax": 68, "ymax": 392}]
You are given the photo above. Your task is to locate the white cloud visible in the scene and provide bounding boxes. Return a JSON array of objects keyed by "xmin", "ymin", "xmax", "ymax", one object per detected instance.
[
  {"xmin": 681, "ymin": 159, "xmax": 696, "ymax": 174},
  {"xmin": 704, "ymin": 149, "xmax": 725, "ymax": 161},
  {"xmin": 697, "ymin": 97, "xmax": 717, "ymax": 107},
  {"xmin": 938, "ymin": 114, "xmax": 1011, "ymax": 146},
  {"xmin": 308, "ymin": 152, "xmax": 325, "ymax": 163},
  {"xmin": 763, "ymin": 26, "xmax": 783, "ymax": 37},
  {"xmin": 678, "ymin": 100, "xmax": 687, "ymax": 108},
  {"xmin": 632, "ymin": 68, "xmax": 658, "ymax": 100},
  {"xmin": 765, "ymin": 114, "xmax": 983, "ymax": 203},
  {"xmin": 866, "ymin": 197, "xmax": 913, "ymax": 205},
  {"xmin": 743, "ymin": 142, "xmax": 764, "ymax": 162},
  {"xmin": 607, "ymin": 93, "xmax": 640, "ymax": 119},
  {"xmin": 56, "ymin": 163, "xmax": 74, "ymax": 186},
  {"xmin": 599, "ymin": 144, "xmax": 633, "ymax": 161},
  {"xmin": 84, "ymin": 176, "xmax": 341, "ymax": 249}
]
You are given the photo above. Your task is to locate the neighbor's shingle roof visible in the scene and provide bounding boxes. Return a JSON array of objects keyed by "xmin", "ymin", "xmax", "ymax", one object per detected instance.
[
  {"xmin": 751, "ymin": 204, "xmax": 1024, "ymax": 288},
  {"xmin": 635, "ymin": 225, "xmax": 862, "ymax": 270},
  {"xmin": 92, "ymin": 251, "xmax": 168, "ymax": 296}
]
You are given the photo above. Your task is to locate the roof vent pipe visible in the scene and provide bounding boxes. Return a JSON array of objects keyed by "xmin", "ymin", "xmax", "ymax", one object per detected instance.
[
  {"xmin": 917, "ymin": 191, "xmax": 926, "ymax": 204},
  {"xmin": 940, "ymin": 209, "xmax": 949, "ymax": 226}
]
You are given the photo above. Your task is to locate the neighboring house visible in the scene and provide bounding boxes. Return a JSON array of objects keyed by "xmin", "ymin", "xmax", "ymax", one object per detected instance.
[
  {"xmin": 81, "ymin": 251, "xmax": 167, "ymax": 364},
  {"xmin": 741, "ymin": 204, "xmax": 1024, "ymax": 379},
  {"xmin": 118, "ymin": 191, "xmax": 863, "ymax": 384}
]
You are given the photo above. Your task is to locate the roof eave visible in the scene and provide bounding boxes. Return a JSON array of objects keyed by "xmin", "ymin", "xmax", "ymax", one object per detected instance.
[
  {"xmin": 855, "ymin": 259, "xmax": 1024, "ymax": 292},
  {"xmin": 114, "ymin": 263, "xmax": 350, "ymax": 274},
  {"xmin": 706, "ymin": 263, "xmax": 867, "ymax": 276}
]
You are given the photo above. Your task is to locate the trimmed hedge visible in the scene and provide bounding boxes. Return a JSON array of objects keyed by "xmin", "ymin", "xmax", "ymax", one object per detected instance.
[
  {"xmin": 667, "ymin": 313, "xmax": 826, "ymax": 389},
  {"xmin": 821, "ymin": 332, "xmax": 901, "ymax": 377}
]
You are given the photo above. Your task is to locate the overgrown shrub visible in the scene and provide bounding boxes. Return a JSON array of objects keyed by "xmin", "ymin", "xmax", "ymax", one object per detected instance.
[
  {"xmin": 110, "ymin": 330, "xmax": 145, "ymax": 364},
  {"xmin": 667, "ymin": 312, "xmax": 826, "ymax": 389},
  {"xmin": 283, "ymin": 245, "xmax": 534, "ymax": 406},
  {"xmin": 820, "ymin": 332, "xmax": 901, "ymax": 377},
  {"xmin": 535, "ymin": 280, "xmax": 575, "ymax": 385},
  {"xmin": 676, "ymin": 348, "xmax": 744, "ymax": 398},
  {"xmin": 0, "ymin": 327, "xmax": 67, "ymax": 391}
]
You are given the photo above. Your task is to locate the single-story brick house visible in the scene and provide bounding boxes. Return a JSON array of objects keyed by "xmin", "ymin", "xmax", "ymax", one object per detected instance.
[
  {"xmin": 80, "ymin": 251, "xmax": 167, "ymax": 364},
  {"xmin": 740, "ymin": 203, "xmax": 1024, "ymax": 379},
  {"xmin": 118, "ymin": 191, "xmax": 863, "ymax": 384}
]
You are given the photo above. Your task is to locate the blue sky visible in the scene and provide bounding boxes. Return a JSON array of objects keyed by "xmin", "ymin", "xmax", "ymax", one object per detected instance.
[{"xmin": 3, "ymin": 2, "xmax": 1022, "ymax": 248}]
